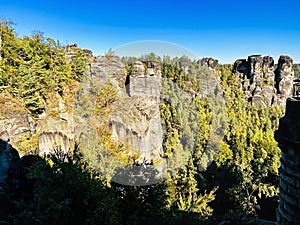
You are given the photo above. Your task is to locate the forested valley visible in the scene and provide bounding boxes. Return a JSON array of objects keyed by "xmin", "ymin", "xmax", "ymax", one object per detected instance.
[{"xmin": 0, "ymin": 20, "xmax": 294, "ymax": 225}]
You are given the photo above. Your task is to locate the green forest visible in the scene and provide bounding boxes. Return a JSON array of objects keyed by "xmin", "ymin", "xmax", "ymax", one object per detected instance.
[{"xmin": 0, "ymin": 20, "xmax": 290, "ymax": 225}]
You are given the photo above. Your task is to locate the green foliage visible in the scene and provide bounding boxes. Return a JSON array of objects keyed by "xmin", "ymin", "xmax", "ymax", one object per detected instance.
[
  {"xmin": 166, "ymin": 159, "xmax": 217, "ymax": 220},
  {"xmin": 0, "ymin": 25, "xmax": 286, "ymax": 223},
  {"xmin": 0, "ymin": 20, "xmax": 88, "ymax": 115},
  {"xmin": 293, "ymin": 64, "xmax": 300, "ymax": 78},
  {"xmin": 15, "ymin": 134, "xmax": 38, "ymax": 155},
  {"xmin": 203, "ymin": 64, "xmax": 283, "ymax": 219},
  {"xmin": 8, "ymin": 149, "xmax": 121, "ymax": 225}
]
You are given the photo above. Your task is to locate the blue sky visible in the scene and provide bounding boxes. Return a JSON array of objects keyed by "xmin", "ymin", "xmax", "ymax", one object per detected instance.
[{"xmin": 1, "ymin": 0, "xmax": 300, "ymax": 63}]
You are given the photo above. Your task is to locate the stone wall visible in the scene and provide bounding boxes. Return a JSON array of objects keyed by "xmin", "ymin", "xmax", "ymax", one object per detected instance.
[{"xmin": 275, "ymin": 98, "xmax": 300, "ymax": 225}]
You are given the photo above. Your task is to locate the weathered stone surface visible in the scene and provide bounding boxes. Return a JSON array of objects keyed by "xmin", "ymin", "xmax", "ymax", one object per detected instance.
[
  {"xmin": 233, "ymin": 59, "xmax": 248, "ymax": 74},
  {"xmin": 179, "ymin": 56, "xmax": 192, "ymax": 73},
  {"xmin": 199, "ymin": 57, "xmax": 219, "ymax": 69},
  {"xmin": 37, "ymin": 93, "xmax": 75, "ymax": 156},
  {"xmin": 0, "ymin": 115, "xmax": 35, "ymax": 144},
  {"xmin": 0, "ymin": 91, "xmax": 36, "ymax": 148},
  {"xmin": 127, "ymin": 61, "xmax": 162, "ymax": 98},
  {"xmin": 89, "ymin": 55, "xmax": 127, "ymax": 96},
  {"xmin": 275, "ymin": 98, "xmax": 300, "ymax": 225},
  {"xmin": 274, "ymin": 56, "xmax": 294, "ymax": 107},
  {"xmin": 37, "ymin": 56, "xmax": 128, "ymax": 156},
  {"xmin": 233, "ymin": 55, "xmax": 293, "ymax": 107},
  {"xmin": 74, "ymin": 59, "xmax": 164, "ymax": 163},
  {"xmin": 110, "ymin": 60, "xmax": 163, "ymax": 163},
  {"xmin": 248, "ymin": 55, "xmax": 263, "ymax": 83},
  {"xmin": 111, "ymin": 96, "xmax": 163, "ymax": 163}
]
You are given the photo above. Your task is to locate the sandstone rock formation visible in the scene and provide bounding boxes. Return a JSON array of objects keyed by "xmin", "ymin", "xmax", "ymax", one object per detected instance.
[
  {"xmin": 37, "ymin": 93, "xmax": 75, "ymax": 156},
  {"xmin": 39, "ymin": 55, "xmax": 128, "ymax": 156},
  {"xmin": 75, "ymin": 57, "xmax": 164, "ymax": 163},
  {"xmin": 274, "ymin": 55, "xmax": 294, "ymax": 106},
  {"xmin": 233, "ymin": 55, "xmax": 294, "ymax": 107},
  {"xmin": 199, "ymin": 57, "xmax": 219, "ymax": 70},
  {"xmin": 127, "ymin": 60, "xmax": 162, "ymax": 97},
  {"xmin": 111, "ymin": 96, "xmax": 163, "ymax": 163},
  {"xmin": 89, "ymin": 55, "xmax": 127, "ymax": 96},
  {"xmin": 0, "ymin": 91, "xmax": 36, "ymax": 151},
  {"xmin": 111, "ymin": 60, "xmax": 163, "ymax": 163},
  {"xmin": 178, "ymin": 56, "xmax": 192, "ymax": 73}
]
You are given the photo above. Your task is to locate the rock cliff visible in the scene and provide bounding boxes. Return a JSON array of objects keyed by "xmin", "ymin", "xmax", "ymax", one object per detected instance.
[
  {"xmin": 233, "ymin": 55, "xmax": 294, "ymax": 107},
  {"xmin": 111, "ymin": 60, "xmax": 163, "ymax": 163},
  {"xmin": 0, "ymin": 53, "xmax": 295, "ymax": 160},
  {"xmin": 0, "ymin": 91, "xmax": 36, "ymax": 154},
  {"xmin": 74, "ymin": 57, "xmax": 164, "ymax": 163},
  {"xmin": 274, "ymin": 55, "xmax": 294, "ymax": 106}
]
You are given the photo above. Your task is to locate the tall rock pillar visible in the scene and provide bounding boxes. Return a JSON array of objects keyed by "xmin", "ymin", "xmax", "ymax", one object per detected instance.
[{"xmin": 275, "ymin": 97, "xmax": 300, "ymax": 225}]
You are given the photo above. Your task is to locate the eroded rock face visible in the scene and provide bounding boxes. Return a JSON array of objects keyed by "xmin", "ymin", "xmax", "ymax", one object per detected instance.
[
  {"xmin": 74, "ymin": 59, "xmax": 164, "ymax": 163},
  {"xmin": 0, "ymin": 91, "xmax": 36, "ymax": 149},
  {"xmin": 111, "ymin": 60, "xmax": 163, "ymax": 163},
  {"xmin": 233, "ymin": 59, "xmax": 248, "ymax": 74},
  {"xmin": 89, "ymin": 56, "xmax": 127, "ymax": 96},
  {"xmin": 275, "ymin": 98, "xmax": 300, "ymax": 225},
  {"xmin": 111, "ymin": 97, "xmax": 163, "ymax": 163},
  {"xmin": 127, "ymin": 61, "xmax": 162, "ymax": 98},
  {"xmin": 38, "ymin": 56, "xmax": 128, "ymax": 156},
  {"xmin": 199, "ymin": 57, "xmax": 219, "ymax": 70},
  {"xmin": 233, "ymin": 55, "xmax": 294, "ymax": 107},
  {"xmin": 179, "ymin": 57, "xmax": 192, "ymax": 73},
  {"xmin": 0, "ymin": 115, "xmax": 35, "ymax": 144},
  {"xmin": 37, "ymin": 93, "xmax": 75, "ymax": 156},
  {"xmin": 274, "ymin": 55, "xmax": 294, "ymax": 106}
]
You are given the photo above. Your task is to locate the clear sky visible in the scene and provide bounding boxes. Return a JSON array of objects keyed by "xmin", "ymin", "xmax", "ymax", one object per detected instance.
[{"xmin": 1, "ymin": 0, "xmax": 300, "ymax": 63}]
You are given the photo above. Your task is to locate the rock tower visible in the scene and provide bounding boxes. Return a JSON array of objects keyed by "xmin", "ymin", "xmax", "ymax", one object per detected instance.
[{"xmin": 233, "ymin": 55, "xmax": 294, "ymax": 107}]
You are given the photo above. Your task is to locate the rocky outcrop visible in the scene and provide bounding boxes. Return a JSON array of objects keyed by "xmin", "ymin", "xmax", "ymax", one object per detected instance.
[
  {"xmin": 39, "ymin": 56, "xmax": 127, "ymax": 156},
  {"xmin": 233, "ymin": 55, "xmax": 294, "ymax": 107},
  {"xmin": 0, "ymin": 91, "xmax": 36, "ymax": 150},
  {"xmin": 0, "ymin": 114, "xmax": 35, "ymax": 143},
  {"xmin": 274, "ymin": 56, "xmax": 294, "ymax": 106},
  {"xmin": 89, "ymin": 55, "xmax": 127, "ymax": 96},
  {"xmin": 37, "ymin": 93, "xmax": 75, "ymax": 156},
  {"xmin": 127, "ymin": 60, "xmax": 162, "ymax": 97},
  {"xmin": 179, "ymin": 56, "xmax": 192, "ymax": 73},
  {"xmin": 74, "ymin": 58, "xmax": 164, "ymax": 163},
  {"xmin": 199, "ymin": 57, "xmax": 219, "ymax": 70},
  {"xmin": 111, "ymin": 60, "xmax": 163, "ymax": 163},
  {"xmin": 111, "ymin": 96, "xmax": 163, "ymax": 163}
]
